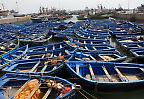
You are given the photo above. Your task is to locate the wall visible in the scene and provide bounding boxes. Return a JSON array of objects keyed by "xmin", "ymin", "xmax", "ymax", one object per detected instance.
[
  {"xmin": 113, "ymin": 13, "xmax": 144, "ymax": 21},
  {"xmin": 0, "ymin": 16, "xmax": 31, "ymax": 24}
]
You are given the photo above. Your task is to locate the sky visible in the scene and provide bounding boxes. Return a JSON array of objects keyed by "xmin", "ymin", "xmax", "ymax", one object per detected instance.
[{"xmin": 0, "ymin": 0, "xmax": 144, "ymax": 14}]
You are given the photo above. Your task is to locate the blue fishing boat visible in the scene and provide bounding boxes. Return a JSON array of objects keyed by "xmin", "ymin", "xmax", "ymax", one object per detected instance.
[
  {"xmin": 19, "ymin": 34, "xmax": 53, "ymax": 45},
  {"xmin": 2, "ymin": 49, "xmax": 72, "ymax": 74},
  {"xmin": 0, "ymin": 34, "xmax": 19, "ymax": 56},
  {"xmin": 66, "ymin": 61, "xmax": 144, "ymax": 91},
  {"xmin": 66, "ymin": 36, "xmax": 107, "ymax": 45},
  {"xmin": 0, "ymin": 45, "xmax": 28, "ymax": 69},
  {"xmin": 0, "ymin": 73, "xmax": 78, "ymax": 99},
  {"xmin": 64, "ymin": 40, "xmax": 115, "ymax": 51},
  {"xmin": 69, "ymin": 51, "xmax": 126, "ymax": 62},
  {"xmin": 28, "ymin": 42, "xmax": 76, "ymax": 52},
  {"xmin": 78, "ymin": 44, "xmax": 115, "ymax": 51},
  {"xmin": 75, "ymin": 30, "xmax": 108, "ymax": 40},
  {"xmin": 118, "ymin": 36, "xmax": 144, "ymax": 43},
  {"xmin": 114, "ymin": 34, "xmax": 144, "ymax": 56}
]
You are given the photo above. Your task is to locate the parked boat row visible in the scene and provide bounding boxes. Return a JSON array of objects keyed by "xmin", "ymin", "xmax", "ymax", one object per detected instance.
[{"xmin": 0, "ymin": 18, "xmax": 144, "ymax": 98}]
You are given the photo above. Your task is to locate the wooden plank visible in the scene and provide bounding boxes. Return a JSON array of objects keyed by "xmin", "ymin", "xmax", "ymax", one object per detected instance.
[
  {"xmin": 30, "ymin": 61, "xmax": 40, "ymax": 72},
  {"xmin": 26, "ymin": 84, "xmax": 41, "ymax": 99},
  {"xmin": 114, "ymin": 67, "xmax": 128, "ymax": 82},
  {"xmin": 137, "ymin": 44, "xmax": 142, "ymax": 48},
  {"xmin": 50, "ymin": 53, "xmax": 53, "ymax": 58},
  {"xmin": 76, "ymin": 64, "xmax": 80, "ymax": 74},
  {"xmin": 53, "ymin": 46, "xmax": 55, "ymax": 50},
  {"xmin": 59, "ymin": 52, "xmax": 62, "ymax": 56},
  {"xmin": 125, "ymin": 75, "xmax": 139, "ymax": 81},
  {"xmin": 41, "ymin": 54, "xmax": 45, "ymax": 58},
  {"xmin": 3, "ymin": 58, "xmax": 11, "ymax": 62},
  {"xmin": 102, "ymin": 66, "xmax": 115, "ymax": 82},
  {"xmin": 60, "ymin": 45, "xmax": 63, "ymax": 48},
  {"xmin": 85, "ymin": 46, "xmax": 89, "ymax": 50},
  {"xmin": 101, "ymin": 56, "xmax": 115, "ymax": 61},
  {"xmin": 89, "ymin": 55, "xmax": 96, "ymax": 61},
  {"xmin": 25, "ymin": 56, "xmax": 30, "ymax": 59},
  {"xmin": 41, "ymin": 64, "xmax": 48, "ymax": 73},
  {"xmin": 45, "ymin": 47, "xmax": 48, "ymax": 51},
  {"xmin": 42, "ymin": 88, "xmax": 52, "ymax": 99},
  {"xmin": 65, "ymin": 50, "xmax": 70, "ymax": 55},
  {"xmin": 75, "ymin": 57, "xmax": 82, "ymax": 61},
  {"xmin": 17, "ymin": 50, "xmax": 23, "ymax": 53},
  {"xmin": 140, "ymin": 68, "xmax": 144, "ymax": 72},
  {"xmin": 90, "ymin": 41, "xmax": 93, "ymax": 44},
  {"xmin": 11, "ymin": 54, "xmax": 18, "ymax": 58},
  {"xmin": 89, "ymin": 65, "xmax": 95, "ymax": 80},
  {"xmin": 92, "ymin": 46, "xmax": 96, "ymax": 50}
]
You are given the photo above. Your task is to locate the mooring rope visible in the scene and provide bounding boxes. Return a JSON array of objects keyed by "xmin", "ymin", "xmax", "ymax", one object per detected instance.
[
  {"xmin": 80, "ymin": 89, "xmax": 97, "ymax": 99},
  {"xmin": 78, "ymin": 90, "xmax": 89, "ymax": 99},
  {"xmin": 78, "ymin": 88, "xmax": 98, "ymax": 99}
]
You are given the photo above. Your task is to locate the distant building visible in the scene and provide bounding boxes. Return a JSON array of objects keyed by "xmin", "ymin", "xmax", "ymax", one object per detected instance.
[
  {"xmin": 137, "ymin": 4, "xmax": 144, "ymax": 12},
  {"xmin": 0, "ymin": 9, "xmax": 9, "ymax": 16}
]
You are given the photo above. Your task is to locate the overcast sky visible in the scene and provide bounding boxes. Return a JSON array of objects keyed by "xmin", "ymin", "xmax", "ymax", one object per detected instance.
[{"xmin": 0, "ymin": 0, "xmax": 144, "ymax": 14}]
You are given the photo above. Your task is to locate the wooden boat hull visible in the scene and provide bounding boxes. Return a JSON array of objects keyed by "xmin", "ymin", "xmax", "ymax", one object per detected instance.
[
  {"xmin": 2, "ymin": 48, "xmax": 73, "ymax": 75},
  {"xmin": 0, "ymin": 73, "xmax": 77, "ymax": 99},
  {"xmin": 3, "ymin": 58, "xmax": 66, "ymax": 75},
  {"xmin": 66, "ymin": 61, "xmax": 144, "ymax": 92}
]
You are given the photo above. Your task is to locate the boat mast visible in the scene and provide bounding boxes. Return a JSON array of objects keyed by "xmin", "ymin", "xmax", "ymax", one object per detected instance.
[
  {"xmin": 1, "ymin": 3, "xmax": 5, "ymax": 10},
  {"xmin": 127, "ymin": 0, "xmax": 129, "ymax": 10},
  {"xmin": 16, "ymin": 1, "xmax": 19, "ymax": 13}
]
